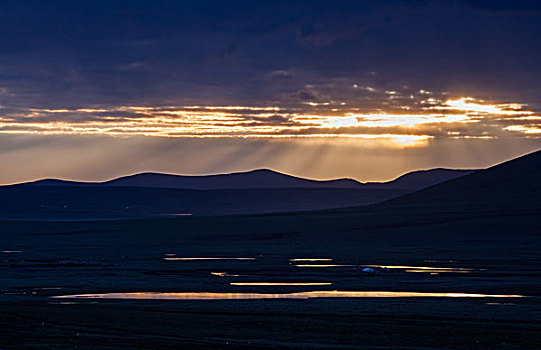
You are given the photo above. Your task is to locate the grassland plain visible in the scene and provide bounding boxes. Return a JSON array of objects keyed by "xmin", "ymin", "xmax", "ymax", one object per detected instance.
[{"xmin": 1, "ymin": 151, "xmax": 540, "ymax": 349}]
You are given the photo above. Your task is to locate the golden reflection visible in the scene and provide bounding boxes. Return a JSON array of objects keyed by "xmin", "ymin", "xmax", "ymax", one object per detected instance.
[
  {"xmin": 211, "ymin": 272, "xmax": 240, "ymax": 277},
  {"xmin": 405, "ymin": 269, "xmax": 471, "ymax": 274},
  {"xmin": 294, "ymin": 264, "xmax": 353, "ymax": 268},
  {"xmin": 289, "ymin": 258, "xmax": 333, "ymax": 262},
  {"xmin": 163, "ymin": 257, "xmax": 255, "ymax": 261},
  {"xmin": 363, "ymin": 265, "xmax": 474, "ymax": 270},
  {"xmin": 230, "ymin": 282, "xmax": 332, "ymax": 286},
  {"xmin": 53, "ymin": 290, "xmax": 526, "ymax": 300},
  {"xmin": 363, "ymin": 265, "xmax": 478, "ymax": 273}
]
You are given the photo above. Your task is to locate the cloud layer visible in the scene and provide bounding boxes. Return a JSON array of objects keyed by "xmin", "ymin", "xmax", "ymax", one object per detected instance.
[
  {"xmin": 0, "ymin": 1, "xmax": 540, "ymax": 183},
  {"xmin": 1, "ymin": 95, "xmax": 539, "ymax": 147}
]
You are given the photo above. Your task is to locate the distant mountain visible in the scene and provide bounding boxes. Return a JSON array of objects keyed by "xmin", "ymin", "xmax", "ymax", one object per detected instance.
[
  {"xmin": 102, "ymin": 169, "xmax": 362, "ymax": 189},
  {"xmin": 364, "ymin": 168, "xmax": 476, "ymax": 190},
  {"xmin": 29, "ymin": 179, "xmax": 89, "ymax": 186},
  {"xmin": 27, "ymin": 169, "xmax": 361, "ymax": 189},
  {"xmin": 0, "ymin": 166, "xmax": 480, "ymax": 220},
  {"xmin": 382, "ymin": 149, "xmax": 541, "ymax": 211},
  {"xmin": 25, "ymin": 168, "xmax": 476, "ymax": 191}
]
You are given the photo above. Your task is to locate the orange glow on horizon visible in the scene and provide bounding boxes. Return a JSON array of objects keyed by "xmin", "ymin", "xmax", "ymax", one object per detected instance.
[
  {"xmin": 52, "ymin": 290, "xmax": 526, "ymax": 300},
  {"xmin": 1, "ymin": 96, "xmax": 538, "ymax": 146}
]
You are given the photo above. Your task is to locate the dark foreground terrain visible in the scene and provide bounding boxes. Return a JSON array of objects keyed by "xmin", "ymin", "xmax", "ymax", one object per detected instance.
[
  {"xmin": 0, "ymin": 151, "xmax": 539, "ymax": 349},
  {"xmin": 1, "ymin": 208, "xmax": 540, "ymax": 349}
]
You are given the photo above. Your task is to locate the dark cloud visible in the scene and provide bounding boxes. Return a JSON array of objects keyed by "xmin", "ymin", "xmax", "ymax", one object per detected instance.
[
  {"xmin": 0, "ymin": 1, "xmax": 540, "ymax": 182},
  {"xmin": 460, "ymin": 0, "xmax": 541, "ymax": 13},
  {"xmin": 0, "ymin": 0, "xmax": 539, "ymax": 111},
  {"xmin": 292, "ymin": 89, "xmax": 318, "ymax": 101},
  {"xmin": 266, "ymin": 70, "xmax": 295, "ymax": 79}
]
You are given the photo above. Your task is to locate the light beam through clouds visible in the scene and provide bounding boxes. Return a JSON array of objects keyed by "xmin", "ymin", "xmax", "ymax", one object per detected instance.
[
  {"xmin": 0, "ymin": 96, "xmax": 539, "ymax": 147},
  {"xmin": 0, "ymin": 1, "xmax": 540, "ymax": 185}
]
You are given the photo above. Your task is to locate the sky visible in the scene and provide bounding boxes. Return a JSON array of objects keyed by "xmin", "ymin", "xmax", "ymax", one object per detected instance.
[{"xmin": 1, "ymin": 0, "xmax": 540, "ymax": 184}]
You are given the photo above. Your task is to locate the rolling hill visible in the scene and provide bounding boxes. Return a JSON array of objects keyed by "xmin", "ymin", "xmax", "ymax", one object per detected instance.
[
  {"xmin": 364, "ymin": 168, "xmax": 476, "ymax": 190},
  {"xmin": 381, "ymin": 149, "xmax": 541, "ymax": 211},
  {"xmin": 25, "ymin": 168, "xmax": 475, "ymax": 191},
  {"xmin": 0, "ymin": 167, "xmax": 478, "ymax": 220}
]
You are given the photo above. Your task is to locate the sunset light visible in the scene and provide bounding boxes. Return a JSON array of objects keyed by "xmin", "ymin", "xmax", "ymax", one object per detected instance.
[
  {"xmin": 0, "ymin": 97, "xmax": 538, "ymax": 147},
  {"xmin": 2, "ymin": 2, "xmax": 540, "ymax": 348}
]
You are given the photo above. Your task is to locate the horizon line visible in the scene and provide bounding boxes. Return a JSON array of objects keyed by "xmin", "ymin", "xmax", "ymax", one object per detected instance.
[{"xmin": 1, "ymin": 166, "xmax": 481, "ymax": 187}]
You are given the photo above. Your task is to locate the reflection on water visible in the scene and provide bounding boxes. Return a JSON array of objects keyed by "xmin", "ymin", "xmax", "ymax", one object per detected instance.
[
  {"xmin": 53, "ymin": 290, "xmax": 526, "ymax": 300},
  {"xmin": 363, "ymin": 265, "xmax": 479, "ymax": 273},
  {"xmin": 163, "ymin": 257, "xmax": 255, "ymax": 261},
  {"xmin": 1, "ymin": 250, "xmax": 21, "ymax": 253},
  {"xmin": 295, "ymin": 264, "xmax": 353, "ymax": 268},
  {"xmin": 289, "ymin": 258, "xmax": 333, "ymax": 262},
  {"xmin": 404, "ymin": 269, "xmax": 473, "ymax": 273},
  {"xmin": 230, "ymin": 282, "xmax": 332, "ymax": 286},
  {"xmin": 211, "ymin": 272, "xmax": 240, "ymax": 277}
]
